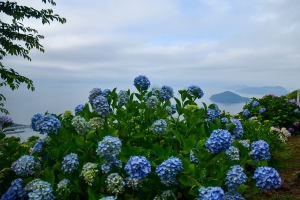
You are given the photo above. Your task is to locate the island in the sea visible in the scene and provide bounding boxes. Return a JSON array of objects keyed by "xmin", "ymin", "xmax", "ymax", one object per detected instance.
[
  {"xmin": 235, "ymin": 86, "xmax": 289, "ymax": 96},
  {"xmin": 210, "ymin": 91, "xmax": 250, "ymax": 103}
]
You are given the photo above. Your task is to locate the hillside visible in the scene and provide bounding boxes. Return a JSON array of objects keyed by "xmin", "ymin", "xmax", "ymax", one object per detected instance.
[{"xmin": 209, "ymin": 91, "xmax": 250, "ymax": 103}]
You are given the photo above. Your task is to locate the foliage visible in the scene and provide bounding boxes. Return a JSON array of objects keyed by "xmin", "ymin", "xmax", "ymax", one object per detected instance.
[
  {"xmin": 286, "ymin": 90, "xmax": 298, "ymax": 100},
  {"xmin": 0, "ymin": 0, "xmax": 66, "ymax": 114},
  {"xmin": 240, "ymin": 94, "xmax": 300, "ymax": 135},
  {"xmin": 0, "ymin": 77, "xmax": 282, "ymax": 199}
]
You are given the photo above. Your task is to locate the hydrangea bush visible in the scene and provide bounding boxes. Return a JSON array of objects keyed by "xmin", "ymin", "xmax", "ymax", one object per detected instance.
[{"xmin": 0, "ymin": 76, "xmax": 283, "ymax": 199}]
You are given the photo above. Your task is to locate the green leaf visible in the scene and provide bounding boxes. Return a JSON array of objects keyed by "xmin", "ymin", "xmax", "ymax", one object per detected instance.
[
  {"xmin": 52, "ymin": 162, "xmax": 61, "ymax": 170},
  {"xmin": 152, "ymin": 145, "xmax": 165, "ymax": 159},
  {"xmin": 179, "ymin": 175, "xmax": 201, "ymax": 187},
  {"xmin": 86, "ymin": 130, "xmax": 95, "ymax": 140},
  {"xmin": 43, "ymin": 166, "xmax": 54, "ymax": 186},
  {"xmin": 87, "ymin": 187, "xmax": 99, "ymax": 200},
  {"xmin": 75, "ymin": 135, "xmax": 85, "ymax": 146},
  {"xmin": 132, "ymin": 132, "xmax": 146, "ymax": 138}
]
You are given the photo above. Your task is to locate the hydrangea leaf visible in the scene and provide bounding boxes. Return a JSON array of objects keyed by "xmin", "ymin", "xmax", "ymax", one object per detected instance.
[{"xmin": 178, "ymin": 175, "xmax": 201, "ymax": 187}]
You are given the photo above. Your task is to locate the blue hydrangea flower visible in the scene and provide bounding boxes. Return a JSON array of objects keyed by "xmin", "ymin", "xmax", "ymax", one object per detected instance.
[
  {"xmin": 155, "ymin": 156, "xmax": 183, "ymax": 186},
  {"xmin": 170, "ymin": 104, "xmax": 177, "ymax": 114},
  {"xmin": 1, "ymin": 178, "xmax": 27, "ymax": 199},
  {"xmin": 161, "ymin": 190, "xmax": 176, "ymax": 200},
  {"xmin": 254, "ymin": 167, "xmax": 282, "ymax": 191},
  {"xmin": 225, "ymin": 191, "xmax": 245, "ymax": 200},
  {"xmin": 12, "ymin": 155, "xmax": 35, "ymax": 177},
  {"xmin": 118, "ymin": 90, "xmax": 130, "ymax": 106},
  {"xmin": 146, "ymin": 96, "xmax": 158, "ymax": 110},
  {"xmin": 99, "ymin": 196, "xmax": 117, "ymax": 200},
  {"xmin": 32, "ymin": 139, "xmax": 44, "ymax": 153},
  {"xmin": 61, "ymin": 153, "xmax": 79, "ymax": 174},
  {"xmin": 89, "ymin": 117, "xmax": 104, "ymax": 130},
  {"xmin": 101, "ymin": 157, "xmax": 122, "ymax": 174},
  {"xmin": 80, "ymin": 163, "xmax": 98, "ymax": 186},
  {"xmin": 106, "ymin": 173, "xmax": 125, "ymax": 195},
  {"xmin": 221, "ymin": 117, "xmax": 229, "ymax": 123},
  {"xmin": 206, "ymin": 106, "xmax": 220, "ymax": 123},
  {"xmin": 93, "ymin": 95, "xmax": 110, "ymax": 117},
  {"xmin": 238, "ymin": 140, "xmax": 250, "ymax": 149},
  {"xmin": 125, "ymin": 177, "xmax": 143, "ymax": 190},
  {"xmin": 259, "ymin": 108, "xmax": 266, "ymax": 113},
  {"xmin": 33, "ymin": 114, "xmax": 61, "ymax": 135},
  {"xmin": 225, "ymin": 165, "xmax": 247, "ymax": 191},
  {"xmin": 125, "ymin": 156, "xmax": 151, "ymax": 179},
  {"xmin": 96, "ymin": 136, "xmax": 122, "ymax": 159},
  {"xmin": 190, "ymin": 150, "xmax": 199, "ymax": 165},
  {"xmin": 56, "ymin": 179, "xmax": 70, "ymax": 196},
  {"xmin": 25, "ymin": 179, "xmax": 55, "ymax": 200},
  {"xmin": 89, "ymin": 88, "xmax": 102, "ymax": 105},
  {"xmin": 72, "ymin": 116, "xmax": 90, "ymax": 135},
  {"xmin": 160, "ymin": 85, "xmax": 174, "ymax": 101},
  {"xmin": 198, "ymin": 186, "xmax": 225, "ymax": 200},
  {"xmin": 75, "ymin": 104, "xmax": 84, "ymax": 114},
  {"xmin": 134, "ymin": 75, "xmax": 150, "ymax": 90},
  {"xmin": 252, "ymin": 101, "xmax": 259, "ymax": 107},
  {"xmin": 230, "ymin": 118, "xmax": 243, "ymax": 139},
  {"xmin": 151, "ymin": 86, "xmax": 160, "ymax": 98},
  {"xmin": 250, "ymin": 140, "xmax": 271, "ymax": 162},
  {"xmin": 187, "ymin": 85, "xmax": 204, "ymax": 99},
  {"xmin": 31, "ymin": 113, "xmax": 43, "ymax": 131},
  {"xmin": 243, "ymin": 109, "xmax": 250, "ymax": 117},
  {"xmin": 205, "ymin": 129, "xmax": 233, "ymax": 154},
  {"xmin": 226, "ymin": 146, "xmax": 240, "ymax": 161},
  {"xmin": 102, "ymin": 89, "xmax": 111, "ymax": 97},
  {"xmin": 151, "ymin": 119, "xmax": 168, "ymax": 134}
]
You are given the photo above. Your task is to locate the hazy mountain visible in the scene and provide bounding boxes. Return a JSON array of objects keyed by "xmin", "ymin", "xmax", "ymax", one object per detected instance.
[
  {"xmin": 209, "ymin": 91, "xmax": 250, "ymax": 103},
  {"xmin": 236, "ymin": 86, "xmax": 289, "ymax": 96}
]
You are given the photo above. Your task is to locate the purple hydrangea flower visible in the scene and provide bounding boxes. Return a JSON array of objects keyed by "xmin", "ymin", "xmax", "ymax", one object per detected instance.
[
  {"xmin": 160, "ymin": 85, "xmax": 174, "ymax": 101},
  {"xmin": 151, "ymin": 119, "xmax": 168, "ymax": 134},
  {"xmin": 134, "ymin": 75, "xmax": 151, "ymax": 90},
  {"xmin": 61, "ymin": 153, "xmax": 79, "ymax": 174},
  {"xmin": 230, "ymin": 118, "xmax": 243, "ymax": 139},
  {"xmin": 254, "ymin": 167, "xmax": 282, "ymax": 191},
  {"xmin": 252, "ymin": 101, "xmax": 259, "ymax": 107},
  {"xmin": 250, "ymin": 140, "xmax": 271, "ymax": 162},
  {"xmin": 89, "ymin": 88, "xmax": 102, "ymax": 105},
  {"xmin": 93, "ymin": 95, "xmax": 110, "ymax": 117},
  {"xmin": 156, "ymin": 156, "xmax": 183, "ymax": 186},
  {"xmin": 225, "ymin": 165, "xmax": 247, "ymax": 191},
  {"xmin": 12, "ymin": 155, "xmax": 35, "ymax": 177},
  {"xmin": 198, "ymin": 186, "xmax": 225, "ymax": 200},
  {"xmin": 243, "ymin": 109, "xmax": 250, "ymax": 117},
  {"xmin": 125, "ymin": 156, "xmax": 151, "ymax": 179},
  {"xmin": 288, "ymin": 128, "xmax": 295, "ymax": 133},
  {"xmin": 187, "ymin": 85, "xmax": 204, "ymax": 99},
  {"xmin": 205, "ymin": 129, "xmax": 233, "ymax": 154},
  {"xmin": 259, "ymin": 108, "xmax": 266, "ymax": 113},
  {"xmin": 294, "ymin": 122, "xmax": 300, "ymax": 127},
  {"xmin": 0, "ymin": 116, "xmax": 13, "ymax": 124},
  {"xmin": 75, "ymin": 104, "xmax": 84, "ymax": 114}
]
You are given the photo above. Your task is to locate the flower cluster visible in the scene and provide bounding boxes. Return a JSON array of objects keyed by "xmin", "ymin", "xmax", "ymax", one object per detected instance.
[
  {"xmin": 259, "ymin": 107, "xmax": 266, "ymax": 113},
  {"xmin": 187, "ymin": 85, "xmax": 204, "ymax": 99},
  {"xmin": 101, "ymin": 158, "xmax": 122, "ymax": 174},
  {"xmin": 206, "ymin": 106, "xmax": 220, "ymax": 123},
  {"xmin": 151, "ymin": 86, "xmax": 160, "ymax": 98},
  {"xmin": 1, "ymin": 178, "xmax": 27, "ymax": 199},
  {"xmin": 63, "ymin": 110, "xmax": 72, "ymax": 118},
  {"xmin": 99, "ymin": 197, "xmax": 117, "ymax": 200},
  {"xmin": 160, "ymin": 190, "xmax": 177, "ymax": 200},
  {"xmin": 118, "ymin": 90, "xmax": 129, "ymax": 106},
  {"xmin": 294, "ymin": 122, "xmax": 300, "ymax": 127},
  {"xmin": 160, "ymin": 85, "xmax": 174, "ymax": 101},
  {"xmin": 238, "ymin": 140, "xmax": 250, "ymax": 149},
  {"xmin": 0, "ymin": 115, "xmax": 13, "ymax": 124},
  {"xmin": 225, "ymin": 191, "xmax": 245, "ymax": 200},
  {"xmin": 225, "ymin": 165, "xmax": 247, "ymax": 191},
  {"xmin": 88, "ymin": 88, "xmax": 102, "ymax": 105},
  {"xmin": 186, "ymin": 105, "xmax": 199, "ymax": 112},
  {"xmin": 32, "ymin": 139, "xmax": 44, "ymax": 153},
  {"xmin": 134, "ymin": 75, "xmax": 150, "ymax": 90},
  {"xmin": 25, "ymin": 179, "xmax": 55, "ymax": 200},
  {"xmin": 190, "ymin": 150, "xmax": 199, "ymax": 165},
  {"xmin": 75, "ymin": 104, "xmax": 84, "ymax": 114},
  {"xmin": 56, "ymin": 179, "xmax": 70, "ymax": 196},
  {"xmin": 252, "ymin": 101, "xmax": 259, "ymax": 107},
  {"xmin": 221, "ymin": 117, "xmax": 229, "ymax": 123},
  {"xmin": 226, "ymin": 146, "xmax": 240, "ymax": 161},
  {"xmin": 198, "ymin": 186, "xmax": 225, "ymax": 200},
  {"xmin": 230, "ymin": 118, "xmax": 243, "ymax": 139},
  {"xmin": 243, "ymin": 109, "xmax": 250, "ymax": 117},
  {"xmin": 31, "ymin": 114, "xmax": 61, "ymax": 134},
  {"xmin": 12, "ymin": 155, "xmax": 35, "ymax": 177},
  {"xmin": 125, "ymin": 156, "xmax": 151, "ymax": 180},
  {"xmin": 125, "ymin": 177, "xmax": 143, "ymax": 190},
  {"xmin": 80, "ymin": 163, "xmax": 98, "ymax": 186},
  {"xmin": 72, "ymin": 116, "xmax": 90, "ymax": 135},
  {"xmin": 89, "ymin": 117, "xmax": 104, "ymax": 130},
  {"xmin": 254, "ymin": 167, "xmax": 282, "ymax": 191},
  {"xmin": 61, "ymin": 153, "xmax": 79, "ymax": 174},
  {"xmin": 205, "ymin": 129, "xmax": 232, "ymax": 154},
  {"xmin": 93, "ymin": 95, "xmax": 110, "ymax": 117},
  {"xmin": 146, "ymin": 96, "xmax": 158, "ymax": 109},
  {"xmin": 151, "ymin": 119, "xmax": 168, "ymax": 134},
  {"xmin": 155, "ymin": 156, "xmax": 183, "ymax": 186},
  {"xmin": 102, "ymin": 89, "xmax": 111, "ymax": 97},
  {"xmin": 250, "ymin": 140, "xmax": 271, "ymax": 162},
  {"xmin": 106, "ymin": 173, "xmax": 125, "ymax": 195}
]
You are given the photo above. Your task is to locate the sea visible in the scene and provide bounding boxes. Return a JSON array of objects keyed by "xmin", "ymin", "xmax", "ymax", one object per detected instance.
[{"xmin": 3, "ymin": 85, "xmax": 264, "ymax": 141}]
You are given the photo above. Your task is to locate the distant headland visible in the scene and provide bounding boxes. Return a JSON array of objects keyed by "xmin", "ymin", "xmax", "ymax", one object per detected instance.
[{"xmin": 209, "ymin": 91, "xmax": 250, "ymax": 103}]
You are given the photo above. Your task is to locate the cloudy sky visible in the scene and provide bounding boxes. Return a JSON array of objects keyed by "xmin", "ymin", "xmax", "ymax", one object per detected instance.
[{"xmin": 1, "ymin": 0, "xmax": 300, "ymax": 124}]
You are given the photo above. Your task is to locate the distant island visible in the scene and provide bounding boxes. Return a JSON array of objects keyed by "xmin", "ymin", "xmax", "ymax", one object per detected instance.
[
  {"xmin": 210, "ymin": 91, "xmax": 250, "ymax": 103},
  {"xmin": 235, "ymin": 86, "xmax": 289, "ymax": 96}
]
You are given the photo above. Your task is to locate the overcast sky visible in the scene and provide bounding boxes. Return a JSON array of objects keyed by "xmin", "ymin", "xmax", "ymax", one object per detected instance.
[{"xmin": 1, "ymin": 0, "xmax": 300, "ymax": 123}]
